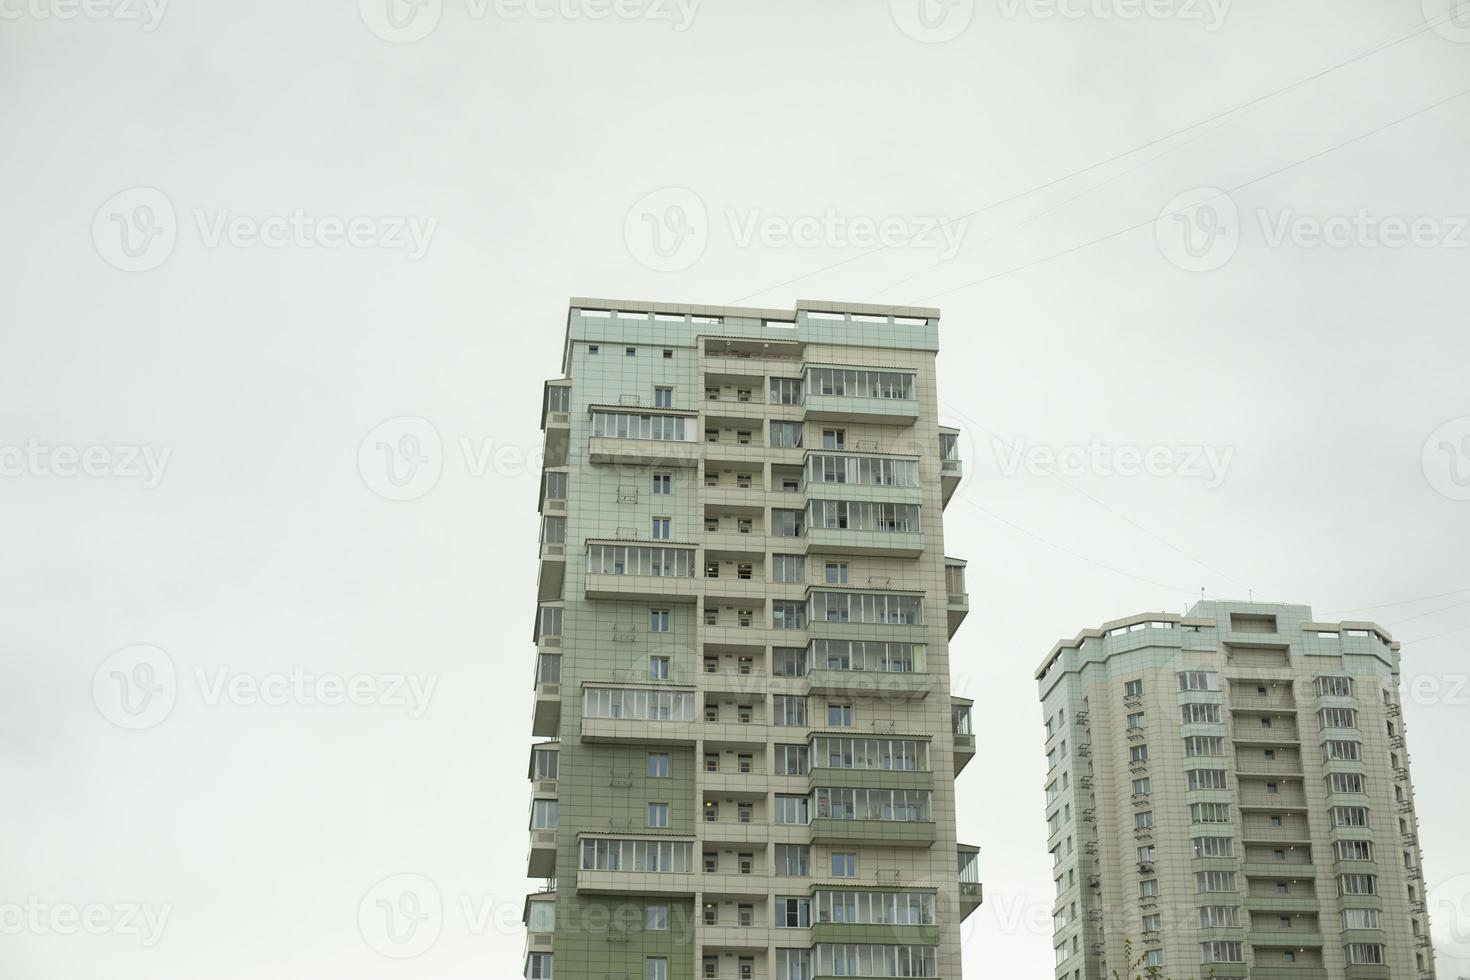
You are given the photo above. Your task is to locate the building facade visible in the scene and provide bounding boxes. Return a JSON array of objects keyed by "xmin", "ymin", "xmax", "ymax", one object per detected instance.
[
  {"xmin": 525, "ymin": 298, "xmax": 981, "ymax": 980},
  {"xmin": 1036, "ymin": 600, "xmax": 1435, "ymax": 980}
]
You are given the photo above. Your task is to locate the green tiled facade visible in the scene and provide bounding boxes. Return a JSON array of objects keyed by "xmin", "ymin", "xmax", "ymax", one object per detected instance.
[
  {"xmin": 1036, "ymin": 601, "xmax": 1436, "ymax": 980},
  {"xmin": 526, "ymin": 299, "xmax": 981, "ymax": 980}
]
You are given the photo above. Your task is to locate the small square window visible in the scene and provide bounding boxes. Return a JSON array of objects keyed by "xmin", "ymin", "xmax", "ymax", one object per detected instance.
[
  {"xmin": 662, "ymin": 349, "xmax": 673, "ymax": 359},
  {"xmin": 625, "ymin": 347, "xmax": 636, "ymax": 357},
  {"xmin": 588, "ymin": 345, "xmax": 599, "ymax": 354}
]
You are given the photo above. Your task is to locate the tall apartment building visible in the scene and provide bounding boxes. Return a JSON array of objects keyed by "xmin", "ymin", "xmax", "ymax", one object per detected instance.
[
  {"xmin": 524, "ymin": 298, "xmax": 981, "ymax": 980},
  {"xmin": 1036, "ymin": 600, "xmax": 1436, "ymax": 980}
]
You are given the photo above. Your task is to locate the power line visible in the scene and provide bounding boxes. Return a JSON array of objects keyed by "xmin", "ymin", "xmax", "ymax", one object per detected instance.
[
  {"xmin": 914, "ymin": 83, "xmax": 1470, "ymax": 302},
  {"xmin": 723, "ymin": 8, "xmax": 1459, "ymax": 307},
  {"xmin": 1384, "ymin": 597, "xmax": 1470, "ymax": 628},
  {"xmin": 1324, "ymin": 586, "xmax": 1470, "ymax": 615}
]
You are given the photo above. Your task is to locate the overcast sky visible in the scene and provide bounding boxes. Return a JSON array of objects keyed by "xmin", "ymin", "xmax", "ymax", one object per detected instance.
[{"xmin": 3, "ymin": 0, "xmax": 1470, "ymax": 976}]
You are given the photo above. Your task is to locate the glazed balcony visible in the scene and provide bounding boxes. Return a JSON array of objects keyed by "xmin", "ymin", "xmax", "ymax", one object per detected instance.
[
  {"xmin": 802, "ymin": 366, "xmax": 919, "ymax": 425},
  {"xmin": 527, "ymin": 828, "xmax": 556, "ymax": 878},
  {"xmin": 958, "ymin": 844, "xmax": 983, "ymax": 920},
  {"xmin": 952, "ymin": 697, "xmax": 975, "ymax": 775},
  {"xmin": 945, "ymin": 560, "xmax": 969, "ymax": 638},
  {"xmin": 939, "ymin": 428, "xmax": 962, "ymax": 507}
]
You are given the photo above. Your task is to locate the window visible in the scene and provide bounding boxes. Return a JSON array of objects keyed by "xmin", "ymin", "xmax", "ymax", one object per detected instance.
[
  {"xmin": 1132, "ymin": 778, "xmax": 1152, "ymax": 796},
  {"xmin": 772, "ymin": 600, "xmax": 807, "ymax": 630},
  {"xmin": 588, "ymin": 345, "xmax": 599, "ymax": 355},
  {"xmin": 1135, "ymin": 811, "xmax": 1153, "ymax": 829},
  {"xmin": 1201, "ymin": 942, "xmax": 1243, "ymax": 964},
  {"xmin": 810, "ymin": 591, "xmax": 923, "ymax": 625},
  {"xmin": 1342, "ymin": 908, "xmax": 1381, "ymax": 930},
  {"xmin": 1196, "ymin": 871, "xmax": 1236, "ymax": 893},
  {"xmin": 1334, "ymin": 839, "xmax": 1374, "ymax": 861},
  {"xmin": 1123, "ymin": 679, "xmax": 1143, "ymax": 697},
  {"xmin": 773, "ymin": 554, "xmax": 805, "ymax": 583},
  {"xmin": 775, "ymin": 744, "xmax": 810, "ymax": 775},
  {"xmin": 737, "ymin": 802, "xmax": 753, "ymax": 823},
  {"xmin": 772, "ymin": 647, "xmax": 807, "ymax": 677},
  {"xmin": 770, "ymin": 378, "xmax": 803, "ymax": 404},
  {"xmin": 1332, "ymin": 806, "xmax": 1370, "ymax": 827},
  {"xmin": 814, "ymin": 787, "xmax": 931, "ymax": 822},
  {"xmin": 653, "ymin": 386, "xmax": 673, "ymax": 408},
  {"xmin": 644, "ymin": 957, "xmax": 667, "ymax": 980},
  {"xmin": 1316, "ymin": 674, "xmax": 1355, "ymax": 697},
  {"xmin": 806, "ymin": 367, "xmax": 915, "ymax": 400},
  {"xmin": 774, "ymin": 844, "xmax": 809, "ymax": 876},
  {"xmin": 1178, "ymin": 670, "xmax": 1219, "ymax": 691},
  {"xmin": 530, "ymin": 799, "xmax": 558, "ymax": 829},
  {"xmin": 703, "ymin": 904, "xmax": 718, "ymax": 925},
  {"xmin": 1127, "ymin": 712, "xmax": 1145, "ymax": 729},
  {"xmin": 1129, "ymin": 745, "xmax": 1149, "ymax": 763},
  {"xmin": 1199, "ymin": 905, "xmax": 1240, "ymax": 927},
  {"xmin": 814, "ymin": 736, "xmax": 928, "ymax": 772},
  {"xmin": 1319, "ymin": 707, "xmax": 1359, "ymax": 729},
  {"xmin": 1187, "ymin": 769, "xmax": 1228, "ymax": 791},
  {"xmin": 652, "ymin": 473, "xmax": 671, "ymax": 495},
  {"xmin": 583, "ymin": 688, "xmax": 696, "ymax": 721},
  {"xmin": 651, "ymin": 517, "xmax": 671, "ymax": 540},
  {"xmin": 1141, "ymin": 913, "xmax": 1161, "ymax": 932},
  {"xmin": 772, "ymin": 696, "xmax": 808, "ymax": 726},
  {"xmin": 814, "ymin": 891, "xmax": 935, "ymax": 926},
  {"xmin": 526, "ymin": 952, "xmax": 553, "ymax": 979},
  {"xmin": 650, "ymin": 608, "xmax": 670, "ymax": 633},
  {"xmin": 542, "ymin": 471, "xmax": 567, "ymax": 501},
  {"xmin": 1139, "ymin": 879, "xmax": 1159, "ymax": 898},
  {"xmin": 824, "ymin": 561, "xmax": 849, "ymax": 584},
  {"xmin": 1337, "ymin": 873, "xmax": 1379, "ymax": 896},
  {"xmin": 647, "ymin": 753, "xmax": 669, "ymax": 778},
  {"xmin": 805, "ymin": 452, "xmax": 919, "ymax": 487},
  {"xmin": 662, "ymin": 348, "xmax": 672, "ymax": 359},
  {"xmin": 704, "ymin": 802, "xmax": 718, "ymax": 822},
  {"xmin": 1183, "ymin": 736, "xmax": 1224, "ymax": 757},
  {"xmin": 1323, "ymin": 739, "xmax": 1362, "ymax": 762},
  {"xmin": 1181, "ymin": 703, "xmax": 1222, "ymax": 724},
  {"xmin": 821, "ymin": 428, "xmax": 845, "ymax": 450},
  {"xmin": 738, "ymin": 853, "xmax": 753, "ymax": 875},
  {"xmin": 591, "ymin": 411, "xmax": 692, "ymax": 441},
  {"xmin": 776, "ymin": 897, "xmax": 812, "ymax": 928},
  {"xmin": 830, "ymin": 852, "xmax": 857, "ymax": 877},
  {"xmin": 808, "ymin": 499, "xmax": 920, "ymax": 534},
  {"xmin": 648, "ymin": 656, "xmax": 670, "ymax": 680},
  {"xmin": 775, "ymin": 795, "xmax": 810, "ymax": 825},
  {"xmin": 827, "ymin": 703, "xmax": 853, "ymax": 726},
  {"xmin": 1190, "ymin": 802, "xmax": 1231, "ymax": 823},
  {"xmin": 1344, "ymin": 943, "xmax": 1387, "ymax": 965},
  {"xmin": 1192, "ymin": 836, "xmax": 1235, "ymax": 858},
  {"xmin": 772, "ymin": 509, "xmax": 804, "ymax": 537},
  {"xmin": 703, "ymin": 852, "xmax": 718, "ymax": 873},
  {"xmin": 579, "ymin": 837, "xmax": 693, "ymax": 872},
  {"xmin": 647, "ymin": 803, "xmax": 669, "ymax": 828},
  {"xmin": 770, "ymin": 421, "xmax": 804, "ymax": 448}
]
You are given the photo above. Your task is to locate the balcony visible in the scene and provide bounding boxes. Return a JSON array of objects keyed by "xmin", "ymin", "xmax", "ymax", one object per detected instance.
[
  {"xmin": 522, "ymin": 893, "xmax": 555, "ymax": 953},
  {"xmin": 537, "ymin": 537, "xmax": 565, "ymax": 602},
  {"xmin": 939, "ymin": 427, "xmax": 962, "ymax": 507},
  {"xmin": 952, "ymin": 697, "xmax": 975, "ymax": 775},
  {"xmin": 585, "ymin": 570, "xmax": 699, "ymax": 603},
  {"xmin": 802, "ymin": 370, "xmax": 919, "ymax": 425},
  {"xmin": 809, "ymin": 817, "xmax": 936, "ymax": 848},
  {"xmin": 958, "ymin": 844, "xmax": 983, "ymax": 920},
  {"xmin": 584, "ymin": 543, "xmax": 699, "ymax": 602},
  {"xmin": 806, "ymin": 667, "xmax": 932, "ymax": 700},
  {"xmin": 527, "ymin": 828, "xmax": 556, "ymax": 878},
  {"xmin": 532, "ymin": 681, "xmax": 561, "ymax": 738},
  {"xmin": 542, "ymin": 381, "xmax": 571, "ymax": 467},
  {"xmin": 588, "ymin": 434, "xmax": 701, "ymax": 468},
  {"xmin": 945, "ymin": 560, "xmax": 968, "ymax": 638},
  {"xmin": 576, "ymin": 867, "xmax": 697, "ymax": 897},
  {"xmin": 804, "ymin": 525, "xmax": 924, "ymax": 558}
]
